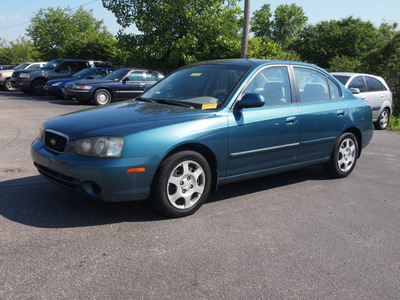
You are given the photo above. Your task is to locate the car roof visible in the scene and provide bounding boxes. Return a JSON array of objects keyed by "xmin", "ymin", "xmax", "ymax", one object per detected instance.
[
  {"xmin": 331, "ymin": 72, "xmax": 384, "ymax": 79},
  {"xmin": 187, "ymin": 59, "xmax": 319, "ymax": 70}
]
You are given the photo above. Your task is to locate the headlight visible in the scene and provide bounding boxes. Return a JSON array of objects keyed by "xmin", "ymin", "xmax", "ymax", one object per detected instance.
[
  {"xmin": 75, "ymin": 137, "xmax": 124, "ymax": 158},
  {"xmin": 75, "ymin": 85, "xmax": 92, "ymax": 90},
  {"xmin": 38, "ymin": 126, "xmax": 45, "ymax": 143},
  {"xmin": 52, "ymin": 82, "xmax": 62, "ymax": 86},
  {"xmin": 19, "ymin": 73, "xmax": 30, "ymax": 78}
]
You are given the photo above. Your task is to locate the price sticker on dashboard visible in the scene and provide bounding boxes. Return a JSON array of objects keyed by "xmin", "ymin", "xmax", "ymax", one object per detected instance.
[{"xmin": 202, "ymin": 103, "xmax": 218, "ymax": 110}]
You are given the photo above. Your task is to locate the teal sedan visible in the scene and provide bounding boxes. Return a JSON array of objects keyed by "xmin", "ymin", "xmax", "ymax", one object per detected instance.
[{"xmin": 31, "ymin": 59, "xmax": 373, "ymax": 217}]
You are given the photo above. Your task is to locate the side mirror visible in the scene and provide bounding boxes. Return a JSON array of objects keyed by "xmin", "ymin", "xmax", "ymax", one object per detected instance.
[
  {"xmin": 122, "ymin": 77, "xmax": 130, "ymax": 83},
  {"xmin": 236, "ymin": 93, "xmax": 265, "ymax": 109},
  {"xmin": 349, "ymin": 88, "xmax": 360, "ymax": 94}
]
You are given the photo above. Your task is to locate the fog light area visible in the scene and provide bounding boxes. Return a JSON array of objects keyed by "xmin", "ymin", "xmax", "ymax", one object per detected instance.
[{"xmin": 82, "ymin": 181, "xmax": 102, "ymax": 196}]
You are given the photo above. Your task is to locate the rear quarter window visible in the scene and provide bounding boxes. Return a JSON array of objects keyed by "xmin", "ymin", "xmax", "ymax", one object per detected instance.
[{"xmin": 365, "ymin": 76, "xmax": 387, "ymax": 92}]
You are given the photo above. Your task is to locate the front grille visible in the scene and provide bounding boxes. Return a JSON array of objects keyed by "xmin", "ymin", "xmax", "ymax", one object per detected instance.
[
  {"xmin": 35, "ymin": 163, "xmax": 81, "ymax": 191},
  {"xmin": 44, "ymin": 130, "xmax": 68, "ymax": 153}
]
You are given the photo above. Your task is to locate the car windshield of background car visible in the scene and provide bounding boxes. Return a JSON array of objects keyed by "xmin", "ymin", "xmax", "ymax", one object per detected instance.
[
  {"xmin": 13, "ymin": 63, "xmax": 30, "ymax": 70},
  {"xmin": 104, "ymin": 69, "xmax": 128, "ymax": 81},
  {"xmin": 141, "ymin": 65, "xmax": 249, "ymax": 109},
  {"xmin": 42, "ymin": 60, "xmax": 62, "ymax": 69},
  {"xmin": 72, "ymin": 68, "xmax": 92, "ymax": 79}
]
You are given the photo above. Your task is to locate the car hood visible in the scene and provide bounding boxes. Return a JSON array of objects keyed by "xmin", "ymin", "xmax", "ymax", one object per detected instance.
[
  {"xmin": 43, "ymin": 100, "xmax": 216, "ymax": 140},
  {"xmin": 47, "ymin": 77, "xmax": 79, "ymax": 84},
  {"xmin": 73, "ymin": 79, "xmax": 115, "ymax": 85},
  {"xmin": 13, "ymin": 68, "xmax": 48, "ymax": 76}
]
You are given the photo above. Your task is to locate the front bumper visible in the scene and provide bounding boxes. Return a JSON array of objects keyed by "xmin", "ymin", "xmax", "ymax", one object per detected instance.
[
  {"xmin": 44, "ymin": 86, "xmax": 63, "ymax": 97},
  {"xmin": 62, "ymin": 88, "xmax": 93, "ymax": 101},
  {"xmin": 11, "ymin": 78, "xmax": 31, "ymax": 90},
  {"xmin": 31, "ymin": 138, "xmax": 162, "ymax": 202}
]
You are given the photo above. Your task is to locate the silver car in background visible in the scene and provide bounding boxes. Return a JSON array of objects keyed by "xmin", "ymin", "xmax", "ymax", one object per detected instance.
[{"xmin": 332, "ymin": 72, "xmax": 392, "ymax": 130}]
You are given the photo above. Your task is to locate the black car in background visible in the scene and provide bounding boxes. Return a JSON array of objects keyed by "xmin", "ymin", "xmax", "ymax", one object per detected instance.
[
  {"xmin": 44, "ymin": 67, "xmax": 115, "ymax": 99},
  {"xmin": 63, "ymin": 68, "xmax": 164, "ymax": 105},
  {"xmin": 11, "ymin": 59, "xmax": 112, "ymax": 95}
]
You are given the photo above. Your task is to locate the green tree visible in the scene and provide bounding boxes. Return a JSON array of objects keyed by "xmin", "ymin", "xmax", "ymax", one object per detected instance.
[
  {"xmin": 250, "ymin": 4, "xmax": 273, "ymax": 42},
  {"xmin": 0, "ymin": 37, "xmax": 41, "ymax": 64},
  {"xmin": 292, "ymin": 17, "xmax": 380, "ymax": 68},
  {"xmin": 102, "ymin": 0, "xmax": 242, "ymax": 72},
  {"xmin": 272, "ymin": 4, "xmax": 307, "ymax": 49},
  {"xmin": 251, "ymin": 4, "xmax": 307, "ymax": 49},
  {"xmin": 26, "ymin": 7, "xmax": 117, "ymax": 61}
]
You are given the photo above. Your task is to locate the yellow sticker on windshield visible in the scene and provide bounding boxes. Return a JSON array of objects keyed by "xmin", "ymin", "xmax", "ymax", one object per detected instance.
[
  {"xmin": 202, "ymin": 103, "xmax": 217, "ymax": 110},
  {"xmin": 190, "ymin": 73, "xmax": 202, "ymax": 77},
  {"xmin": 114, "ymin": 78, "xmax": 119, "ymax": 81}
]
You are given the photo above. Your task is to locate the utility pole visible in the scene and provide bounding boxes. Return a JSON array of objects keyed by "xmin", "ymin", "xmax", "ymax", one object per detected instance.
[{"xmin": 241, "ymin": 0, "xmax": 250, "ymax": 58}]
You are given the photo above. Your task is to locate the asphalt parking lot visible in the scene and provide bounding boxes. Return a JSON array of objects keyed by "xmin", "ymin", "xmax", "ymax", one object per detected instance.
[{"xmin": 1, "ymin": 90, "xmax": 400, "ymax": 299}]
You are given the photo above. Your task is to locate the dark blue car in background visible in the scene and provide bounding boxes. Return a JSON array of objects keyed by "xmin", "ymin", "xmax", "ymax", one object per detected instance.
[
  {"xmin": 31, "ymin": 59, "xmax": 373, "ymax": 217},
  {"xmin": 44, "ymin": 67, "xmax": 115, "ymax": 98},
  {"xmin": 62, "ymin": 68, "xmax": 164, "ymax": 105}
]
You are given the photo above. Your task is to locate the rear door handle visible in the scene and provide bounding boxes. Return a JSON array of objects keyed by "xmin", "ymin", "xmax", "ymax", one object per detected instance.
[{"xmin": 337, "ymin": 110, "xmax": 345, "ymax": 117}]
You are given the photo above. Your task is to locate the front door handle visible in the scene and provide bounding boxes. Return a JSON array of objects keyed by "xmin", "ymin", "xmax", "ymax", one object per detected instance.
[{"xmin": 286, "ymin": 116, "xmax": 297, "ymax": 125}]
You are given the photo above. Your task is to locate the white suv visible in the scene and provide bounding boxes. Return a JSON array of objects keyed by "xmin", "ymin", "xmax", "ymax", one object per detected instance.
[
  {"xmin": 332, "ymin": 72, "xmax": 392, "ymax": 130},
  {"xmin": 0, "ymin": 62, "xmax": 47, "ymax": 91}
]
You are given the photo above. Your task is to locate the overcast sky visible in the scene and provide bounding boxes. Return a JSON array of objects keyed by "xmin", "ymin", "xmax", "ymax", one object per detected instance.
[{"xmin": 0, "ymin": 0, "xmax": 399, "ymax": 41}]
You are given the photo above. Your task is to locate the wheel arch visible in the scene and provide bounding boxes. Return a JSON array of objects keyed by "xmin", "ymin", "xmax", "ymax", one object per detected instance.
[
  {"xmin": 30, "ymin": 76, "xmax": 47, "ymax": 85},
  {"xmin": 93, "ymin": 87, "xmax": 114, "ymax": 99},
  {"xmin": 157, "ymin": 143, "xmax": 219, "ymax": 191},
  {"xmin": 343, "ymin": 127, "xmax": 362, "ymax": 157}
]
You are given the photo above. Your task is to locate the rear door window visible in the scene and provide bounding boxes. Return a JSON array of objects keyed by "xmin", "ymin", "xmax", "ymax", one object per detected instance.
[{"xmin": 294, "ymin": 67, "xmax": 330, "ymax": 103}]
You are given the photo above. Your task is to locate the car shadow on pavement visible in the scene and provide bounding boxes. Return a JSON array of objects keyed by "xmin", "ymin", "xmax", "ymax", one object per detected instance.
[
  {"xmin": 0, "ymin": 165, "xmax": 329, "ymax": 228},
  {"xmin": 208, "ymin": 164, "xmax": 329, "ymax": 204}
]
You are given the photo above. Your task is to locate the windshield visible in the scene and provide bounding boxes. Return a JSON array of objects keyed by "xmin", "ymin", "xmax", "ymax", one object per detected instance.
[
  {"xmin": 42, "ymin": 59, "xmax": 62, "ymax": 69},
  {"xmin": 14, "ymin": 63, "xmax": 30, "ymax": 70},
  {"xmin": 333, "ymin": 75, "xmax": 350, "ymax": 85},
  {"xmin": 104, "ymin": 69, "xmax": 129, "ymax": 81},
  {"xmin": 141, "ymin": 64, "xmax": 249, "ymax": 109},
  {"xmin": 72, "ymin": 68, "xmax": 92, "ymax": 78}
]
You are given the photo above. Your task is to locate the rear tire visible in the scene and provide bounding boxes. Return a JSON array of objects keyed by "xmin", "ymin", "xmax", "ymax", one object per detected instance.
[
  {"xmin": 324, "ymin": 132, "xmax": 358, "ymax": 178},
  {"xmin": 374, "ymin": 108, "xmax": 389, "ymax": 130}
]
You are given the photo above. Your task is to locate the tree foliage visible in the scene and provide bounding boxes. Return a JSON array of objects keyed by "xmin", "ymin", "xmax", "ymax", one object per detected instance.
[
  {"xmin": 291, "ymin": 17, "xmax": 380, "ymax": 69},
  {"xmin": 250, "ymin": 4, "xmax": 273, "ymax": 41},
  {"xmin": 103, "ymin": 0, "xmax": 242, "ymax": 71},
  {"xmin": 251, "ymin": 4, "xmax": 307, "ymax": 49},
  {"xmin": 26, "ymin": 7, "xmax": 118, "ymax": 61},
  {"xmin": 0, "ymin": 37, "xmax": 40, "ymax": 64}
]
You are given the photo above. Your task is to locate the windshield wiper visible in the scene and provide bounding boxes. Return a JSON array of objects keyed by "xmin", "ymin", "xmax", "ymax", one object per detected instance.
[
  {"xmin": 135, "ymin": 96, "xmax": 156, "ymax": 103},
  {"xmin": 153, "ymin": 99, "xmax": 194, "ymax": 109}
]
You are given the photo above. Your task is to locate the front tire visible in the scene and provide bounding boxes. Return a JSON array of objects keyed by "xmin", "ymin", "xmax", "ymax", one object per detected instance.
[
  {"xmin": 94, "ymin": 89, "xmax": 112, "ymax": 106},
  {"xmin": 30, "ymin": 78, "xmax": 47, "ymax": 96},
  {"xmin": 150, "ymin": 151, "xmax": 212, "ymax": 218},
  {"xmin": 374, "ymin": 108, "xmax": 389, "ymax": 130},
  {"xmin": 324, "ymin": 132, "xmax": 358, "ymax": 178},
  {"xmin": 3, "ymin": 78, "xmax": 15, "ymax": 91}
]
